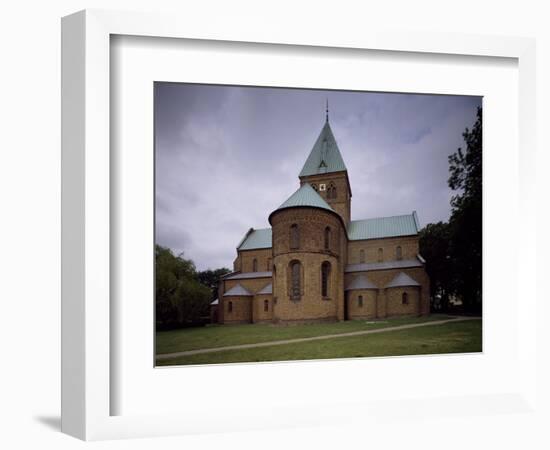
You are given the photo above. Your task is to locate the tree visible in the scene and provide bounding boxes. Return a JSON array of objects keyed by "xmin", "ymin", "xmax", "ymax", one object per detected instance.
[
  {"xmin": 447, "ymin": 107, "xmax": 483, "ymax": 313},
  {"xmin": 197, "ymin": 268, "xmax": 231, "ymax": 301},
  {"xmin": 419, "ymin": 222, "xmax": 453, "ymax": 312},
  {"xmin": 155, "ymin": 245, "xmax": 212, "ymax": 329}
]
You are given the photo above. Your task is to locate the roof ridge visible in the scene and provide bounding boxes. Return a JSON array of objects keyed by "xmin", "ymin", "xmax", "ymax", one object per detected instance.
[{"xmin": 350, "ymin": 212, "xmax": 416, "ymax": 223}]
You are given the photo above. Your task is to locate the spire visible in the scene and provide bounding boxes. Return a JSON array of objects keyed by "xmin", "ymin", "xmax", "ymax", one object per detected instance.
[{"xmin": 299, "ymin": 118, "xmax": 347, "ymax": 177}]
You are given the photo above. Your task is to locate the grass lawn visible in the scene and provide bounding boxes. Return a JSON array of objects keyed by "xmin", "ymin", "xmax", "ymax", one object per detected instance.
[
  {"xmin": 156, "ymin": 319, "xmax": 482, "ymax": 366},
  {"xmin": 156, "ymin": 314, "xmax": 456, "ymax": 355}
]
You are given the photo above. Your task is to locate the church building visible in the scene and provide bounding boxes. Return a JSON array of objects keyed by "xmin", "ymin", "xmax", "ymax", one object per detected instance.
[{"xmin": 216, "ymin": 110, "xmax": 430, "ymax": 324}]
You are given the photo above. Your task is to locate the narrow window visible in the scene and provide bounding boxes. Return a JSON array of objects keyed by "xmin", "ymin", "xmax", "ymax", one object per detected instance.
[
  {"xmin": 358, "ymin": 295, "xmax": 363, "ymax": 307},
  {"xmin": 290, "ymin": 224, "xmax": 300, "ymax": 249},
  {"xmin": 396, "ymin": 246, "xmax": 402, "ymax": 261},
  {"xmin": 321, "ymin": 261, "xmax": 331, "ymax": 297},
  {"xmin": 377, "ymin": 248, "xmax": 383, "ymax": 262},
  {"xmin": 402, "ymin": 292, "xmax": 409, "ymax": 305},
  {"xmin": 324, "ymin": 226, "xmax": 331, "ymax": 250},
  {"xmin": 359, "ymin": 249, "xmax": 365, "ymax": 263},
  {"xmin": 228, "ymin": 301, "xmax": 233, "ymax": 313},
  {"xmin": 252, "ymin": 258, "xmax": 258, "ymax": 272},
  {"xmin": 290, "ymin": 261, "xmax": 301, "ymax": 300},
  {"xmin": 264, "ymin": 299, "xmax": 269, "ymax": 312},
  {"xmin": 327, "ymin": 183, "xmax": 337, "ymax": 199}
]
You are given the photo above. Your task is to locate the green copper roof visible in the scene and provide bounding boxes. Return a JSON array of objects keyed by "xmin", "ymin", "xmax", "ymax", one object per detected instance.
[
  {"xmin": 299, "ymin": 121, "xmax": 347, "ymax": 177},
  {"xmin": 347, "ymin": 212, "xmax": 420, "ymax": 240},
  {"xmin": 273, "ymin": 183, "xmax": 334, "ymax": 215},
  {"xmin": 237, "ymin": 228, "xmax": 272, "ymax": 250}
]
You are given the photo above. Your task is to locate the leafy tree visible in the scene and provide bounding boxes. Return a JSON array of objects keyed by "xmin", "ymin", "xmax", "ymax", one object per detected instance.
[
  {"xmin": 155, "ymin": 245, "xmax": 213, "ymax": 329},
  {"xmin": 419, "ymin": 222, "xmax": 453, "ymax": 312},
  {"xmin": 447, "ymin": 107, "xmax": 482, "ymax": 313},
  {"xmin": 197, "ymin": 268, "xmax": 231, "ymax": 301}
]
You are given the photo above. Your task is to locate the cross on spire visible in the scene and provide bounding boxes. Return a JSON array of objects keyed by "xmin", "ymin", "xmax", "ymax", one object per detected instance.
[{"xmin": 325, "ymin": 98, "xmax": 329, "ymax": 122}]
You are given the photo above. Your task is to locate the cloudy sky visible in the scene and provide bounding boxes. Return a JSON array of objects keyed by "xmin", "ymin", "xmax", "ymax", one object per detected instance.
[{"xmin": 155, "ymin": 83, "xmax": 481, "ymax": 271}]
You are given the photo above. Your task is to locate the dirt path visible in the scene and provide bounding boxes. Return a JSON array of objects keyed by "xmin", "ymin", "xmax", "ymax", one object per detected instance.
[{"xmin": 156, "ymin": 316, "xmax": 480, "ymax": 361}]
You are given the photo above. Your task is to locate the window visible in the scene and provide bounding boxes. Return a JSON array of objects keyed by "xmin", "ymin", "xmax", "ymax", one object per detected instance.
[
  {"xmin": 324, "ymin": 226, "xmax": 331, "ymax": 250},
  {"xmin": 396, "ymin": 246, "xmax": 402, "ymax": 261},
  {"xmin": 264, "ymin": 299, "xmax": 269, "ymax": 312},
  {"xmin": 311, "ymin": 184, "xmax": 318, "ymax": 191},
  {"xmin": 359, "ymin": 249, "xmax": 365, "ymax": 263},
  {"xmin": 327, "ymin": 182, "xmax": 337, "ymax": 199},
  {"xmin": 290, "ymin": 261, "xmax": 301, "ymax": 300},
  {"xmin": 252, "ymin": 258, "xmax": 258, "ymax": 272},
  {"xmin": 321, "ymin": 261, "xmax": 331, "ymax": 297},
  {"xmin": 402, "ymin": 292, "xmax": 409, "ymax": 305},
  {"xmin": 358, "ymin": 295, "xmax": 363, "ymax": 307},
  {"xmin": 377, "ymin": 248, "xmax": 383, "ymax": 262},
  {"xmin": 228, "ymin": 301, "xmax": 233, "ymax": 313},
  {"xmin": 290, "ymin": 224, "xmax": 300, "ymax": 249}
]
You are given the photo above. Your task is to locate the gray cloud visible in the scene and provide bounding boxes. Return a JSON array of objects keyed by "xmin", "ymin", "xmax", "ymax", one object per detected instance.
[{"xmin": 155, "ymin": 83, "xmax": 481, "ymax": 270}]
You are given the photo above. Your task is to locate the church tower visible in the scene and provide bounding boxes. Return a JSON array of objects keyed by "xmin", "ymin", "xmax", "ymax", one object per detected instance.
[{"xmin": 298, "ymin": 105, "xmax": 352, "ymax": 224}]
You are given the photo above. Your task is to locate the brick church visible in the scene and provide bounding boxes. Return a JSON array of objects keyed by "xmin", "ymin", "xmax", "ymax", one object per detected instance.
[{"xmin": 213, "ymin": 110, "xmax": 430, "ymax": 324}]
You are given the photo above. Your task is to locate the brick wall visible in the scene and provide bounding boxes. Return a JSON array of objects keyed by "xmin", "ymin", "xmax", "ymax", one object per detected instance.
[
  {"xmin": 221, "ymin": 296, "xmax": 252, "ymax": 324},
  {"xmin": 347, "ymin": 236, "xmax": 419, "ymax": 264},
  {"xmin": 347, "ymin": 289, "xmax": 377, "ymax": 319},
  {"xmin": 236, "ymin": 248, "xmax": 273, "ymax": 273},
  {"xmin": 270, "ymin": 207, "xmax": 345, "ymax": 323},
  {"xmin": 252, "ymin": 295, "xmax": 274, "ymax": 323}
]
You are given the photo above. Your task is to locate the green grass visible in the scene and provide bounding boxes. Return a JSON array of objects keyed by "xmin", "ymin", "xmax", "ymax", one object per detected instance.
[
  {"xmin": 157, "ymin": 319, "xmax": 482, "ymax": 366},
  {"xmin": 156, "ymin": 314, "xmax": 455, "ymax": 355},
  {"xmin": 156, "ymin": 314, "xmax": 462, "ymax": 355}
]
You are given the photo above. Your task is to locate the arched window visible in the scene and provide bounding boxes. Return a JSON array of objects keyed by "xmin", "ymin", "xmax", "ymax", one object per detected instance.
[
  {"xmin": 252, "ymin": 258, "xmax": 258, "ymax": 272},
  {"xmin": 359, "ymin": 249, "xmax": 365, "ymax": 263},
  {"xmin": 396, "ymin": 246, "xmax": 402, "ymax": 261},
  {"xmin": 264, "ymin": 299, "xmax": 269, "ymax": 312},
  {"xmin": 358, "ymin": 295, "xmax": 363, "ymax": 307},
  {"xmin": 290, "ymin": 224, "xmax": 300, "ymax": 249},
  {"xmin": 290, "ymin": 261, "xmax": 301, "ymax": 300},
  {"xmin": 324, "ymin": 226, "xmax": 331, "ymax": 250},
  {"xmin": 402, "ymin": 292, "xmax": 409, "ymax": 305},
  {"xmin": 321, "ymin": 261, "xmax": 331, "ymax": 297},
  {"xmin": 228, "ymin": 301, "xmax": 233, "ymax": 313},
  {"xmin": 377, "ymin": 248, "xmax": 383, "ymax": 262}
]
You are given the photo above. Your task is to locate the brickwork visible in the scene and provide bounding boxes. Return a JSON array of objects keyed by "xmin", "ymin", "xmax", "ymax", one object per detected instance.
[
  {"xmin": 236, "ymin": 248, "xmax": 273, "ymax": 273},
  {"xmin": 252, "ymin": 294, "xmax": 274, "ymax": 323},
  {"xmin": 221, "ymin": 296, "xmax": 252, "ymax": 324},
  {"xmin": 299, "ymin": 172, "xmax": 351, "ymax": 224},
  {"xmin": 347, "ymin": 289, "xmax": 377, "ymax": 319},
  {"xmin": 344, "ymin": 267, "xmax": 429, "ymax": 317},
  {"xmin": 386, "ymin": 287, "xmax": 420, "ymax": 316},
  {"xmin": 347, "ymin": 236, "xmax": 419, "ymax": 264},
  {"xmin": 270, "ymin": 207, "xmax": 345, "ymax": 323}
]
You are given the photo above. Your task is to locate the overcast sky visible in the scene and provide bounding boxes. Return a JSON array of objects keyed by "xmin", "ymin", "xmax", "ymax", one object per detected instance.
[{"xmin": 155, "ymin": 83, "xmax": 481, "ymax": 271}]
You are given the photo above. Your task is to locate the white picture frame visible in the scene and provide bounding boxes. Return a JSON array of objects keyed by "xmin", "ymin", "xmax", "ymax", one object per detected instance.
[{"xmin": 61, "ymin": 9, "xmax": 537, "ymax": 441}]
